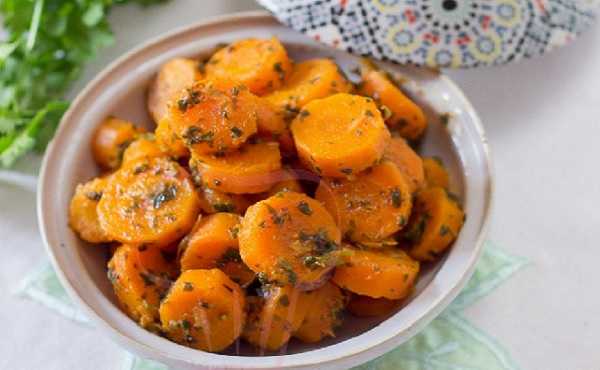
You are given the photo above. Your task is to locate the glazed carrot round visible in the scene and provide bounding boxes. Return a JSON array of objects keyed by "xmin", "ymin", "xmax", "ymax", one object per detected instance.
[
  {"xmin": 155, "ymin": 118, "xmax": 189, "ymax": 158},
  {"xmin": 121, "ymin": 134, "xmax": 166, "ymax": 166},
  {"xmin": 422, "ymin": 157, "xmax": 450, "ymax": 189},
  {"xmin": 293, "ymin": 282, "xmax": 347, "ymax": 343},
  {"xmin": 384, "ymin": 136, "xmax": 425, "ymax": 193},
  {"xmin": 189, "ymin": 141, "xmax": 282, "ymax": 194},
  {"xmin": 147, "ymin": 58, "xmax": 203, "ymax": 124},
  {"xmin": 315, "ymin": 161, "xmax": 413, "ymax": 244},
  {"xmin": 69, "ymin": 177, "xmax": 112, "ymax": 243},
  {"xmin": 359, "ymin": 68, "xmax": 427, "ymax": 141},
  {"xmin": 346, "ymin": 294, "xmax": 402, "ymax": 317},
  {"xmin": 205, "ymin": 37, "xmax": 292, "ymax": 95},
  {"xmin": 159, "ymin": 269, "xmax": 246, "ymax": 352},
  {"xmin": 179, "ymin": 213, "xmax": 255, "ymax": 287},
  {"xmin": 91, "ymin": 117, "xmax": 144, "ymax": 170},
  {"xmin": 291, "ymin": 93, "xmax": 390, "ymax": 178},
  {"xmin": 239, "ymin": 191, "xmax": 341, "ymax": 289},
  {"xmin": 97, "ymin": 157, "xmax": 200, "ymax": 248},
  {"xmin": 266, "ymin": 59, "xmax": 352, "ymax": 114},
  {"xmin": 332, "ymin": 244, "xmax": 420, "ymax": 299},
  {"xmin": 165, "ymin": 79, "xmax": 258, "ymax": 155},
  {"xmin": 402, "ymin": 187, "xmax": 465, "ymax": 261},
  {"xmin": 108, "ymin": 244, "xmax": 178, "ymax": 330},
  {"xmin": 243, "ymin": 285, "xmax": 311, "ymax": 351},
  {"xmin": 198, "ymin": 186, "xmax": 251, "ymax": 215}
]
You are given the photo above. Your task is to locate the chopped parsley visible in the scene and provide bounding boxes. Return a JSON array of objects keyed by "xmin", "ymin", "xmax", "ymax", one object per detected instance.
[
  {"xmin": 230, "ymin": 126, "xmax": 243, "ymax": 139},
  {"xmin": 298, "ymin": 229, "xmax": 338, "ymax": 255},
  {"xmin": 182, "ymin": 126, "xmax": 214, "ymax": 146},
  {"xmin": 439, "ymin": 225, "xmax": 451, "ymax": 237},
  {"xmin": 178, "ymin": 89, "xmax": 201, "ymax": 112},
  {"xmin": 85, "ymin": 191, "xmax": 102, "ymax": 202},
  {"xmin": 277, "ymin": 259, "xmax": 297, "ymax": 285},
  {"xmin": 297, "ymin": 201, "xmax": 313, "ymax": 215},
  {"xmin": 391, "ymin": 188, "xmax": 402, "ymax": 208},
  {"xmin": 153, "ymin": 184, "xmax": 178, "ymax": 209},
  {"xmin": 183, "ymin": 282, "xmax": 194, "ymax": 291}
]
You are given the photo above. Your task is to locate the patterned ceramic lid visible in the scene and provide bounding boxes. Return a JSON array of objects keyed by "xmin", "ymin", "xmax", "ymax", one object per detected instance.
[{"xmin": 257, "ymin": 0, "xmax": 598, "ymax": 68}]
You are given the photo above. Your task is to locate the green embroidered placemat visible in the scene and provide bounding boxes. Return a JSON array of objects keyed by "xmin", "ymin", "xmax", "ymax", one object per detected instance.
[{"xmin": 17, "ymin": 241, "xmax": 527, "ymax": 370}]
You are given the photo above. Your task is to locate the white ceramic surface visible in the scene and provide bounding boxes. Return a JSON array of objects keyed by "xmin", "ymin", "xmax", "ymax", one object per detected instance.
[{"xmin": 37, "ymin": 11, "xmax": 493, "ymax": 370}]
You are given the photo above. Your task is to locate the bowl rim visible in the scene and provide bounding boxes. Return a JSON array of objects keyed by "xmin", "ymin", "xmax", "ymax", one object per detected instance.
[{"xmin": 37, "ymin": 10, "xmax": 494, "ymax": 369}]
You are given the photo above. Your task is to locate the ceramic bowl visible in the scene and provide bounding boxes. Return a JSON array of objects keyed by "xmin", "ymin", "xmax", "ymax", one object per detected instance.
[{"xmin": 37, "ymin": 11, "xmax": 493, "ymax": 370}]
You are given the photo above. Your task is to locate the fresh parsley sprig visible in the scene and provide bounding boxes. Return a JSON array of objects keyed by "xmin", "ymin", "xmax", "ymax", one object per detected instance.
[{"xmin": 0, "ymin": 0, "xmax": 168, "ymax": 168}]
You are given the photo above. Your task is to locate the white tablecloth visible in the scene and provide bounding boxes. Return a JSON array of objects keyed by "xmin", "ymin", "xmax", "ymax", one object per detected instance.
[{"xmin": 1, "ymin": 1, "xmax": 599, "ymax": 369}]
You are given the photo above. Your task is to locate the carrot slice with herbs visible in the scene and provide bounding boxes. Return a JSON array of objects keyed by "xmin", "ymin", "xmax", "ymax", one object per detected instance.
[
  {"xmin": 423, "ymin": 157, "xmax": 450, "ymax": 189},
  {"xmin": 239, "ymin": 191, "xmax": 341, "ymax": 289},
  {"xmin": 159, "ymin": 269, "xmax": 246, "ymax": 352},
  {"xmin": 384, "ymin": 136, "xmax": 425, "ymax": 193},
  {"xmin": 69, "ymin": 177, "xmax": 112, "ymax": 243},
  {"xmin": 402, "ymin": 187, "xmax": 465, "ymax": 261},
  {"xmin": 266, "ymin": 59, "xmax": 352, "ymax": 114},
  {"xmin": 91, "ymin": 117, "xmax": 144, "ymax": 170},
  {"xmin": 332, "ymin": 244, "xmax": 419, "ymax": 300},
  {"xmin": 315, "ymin": 161, "xmax": 412, "ymax": 244},
  {"xmin": 179, "ymin": 213, "xmax": 255, "ymax": 287},
  {"xmin": 108, "ymin": 244, "xmax": 177, "ymax": 331},
  {"xmin": 243, "ymin": 285, "xmax": 311, "ymax": 351},
  {"xmin": 358, "ymin": 66, "xmax": 427, "ymax": 141},
  {"xmin": 97, "ymin": 157, "xmax": 200, "ymax": 248},
  {"xmin": 165, "ymin": 79, "xmax": 258, "ymax": 155},
  {"xmin": 147, "ymin": 58, "xmax": 203, "ymax": 124},
  {"xmin": 293, "ymin": 282, "xmax": 347, "ymax": 343},
  {"xmin": 189, "ymin": 141, "xmax": 282, "ymax": 194},
  {"xmin": 291, "ymin": 93, "xmax": 390, "ymax": 177},
  {"xmin": 205, "ymin": 37, "xmax": 292, "ymax": 95}
]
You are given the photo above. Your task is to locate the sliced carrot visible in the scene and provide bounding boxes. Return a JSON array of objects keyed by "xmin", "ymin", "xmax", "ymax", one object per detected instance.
[
  {"xmin": 189, "ymin": 141, "xmax": 282, "ymax": 194},
  {"xmin": 91, "ymin": 117, "xmax": 144, "ymax": 170},
  {"xmin": 346, "ymin": 294, "xmax": 402, "ymax": 317},
  {"xmin": 266, "ymin": 59, "xmax": 352, "ymax": 114},
  {"xmin": 198, "ymin": 187, "xmax": 251, "ymax": 215},
  {"xmin": 97, "ymin": 157, "xmax": 200, "ymax": 248},
  {"xmin": 332, "ymin": 244, "xmax": 419, "ymax": 299},
  {"xmin": 205, "ymin": 37, "xmax": 292, "ymax": 95},
  {"xmin": 108, "ymin": 244, "xmax": 177, "ymax": 330},
  {"xmin": 159, "ymin": 269, "xmax": 246, "ymax": 352},
  {"xmin": 359, "ymin": 68, "xmax": 427, "ymax": 141},
  {"xmin": 402, "ymin": 187, "xmax": 465, "ymax": 261},
  {"xmin": 69, "ymin": 177, "xmax": 112, "ymax": 243},
  {"xmin": 121, "ymin": 134, "xmax": 166, "ymax": 166},
  {"xmin": 293, "ymin": 282, "xmax": 347, "ymax": 343},
  {"xmin": 239, "ymin": 191, "xmax": 341, "ymax": 289},
  {"xmin": 291, "ymin": 93, "xmax": 390, "ymax": 177},
  {"xmin": 179, "ymin": 213, "xmax": 255, "ymax": 287},
  {"xmin": 422, "ymin": 157, "xmax": 450, "ymax": 189},
  {"xmin": 147, "ymin": 58, "xmax": 203, "ymax": 124},
  {"xmin": 243, "ymin": 285, "xmax": 311, "ymax": 351},
  {"xmin": 155, "ymin": 117, "xmax": 189, "ymax": 158},
  {"xmin": 315, "ymin": 161, "xmax": 412, "ymax": 244},
  {"xmin": 165, "ymin": 79, "xmax": 258, "ymax": 155},
  {"xmin": 384, "ymin": 136, "xmax": 425, "ymax": 193}
]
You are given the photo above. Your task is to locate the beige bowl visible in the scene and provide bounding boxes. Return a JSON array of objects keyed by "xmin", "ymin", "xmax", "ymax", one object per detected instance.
[{"xmin": 37, "ymin": 11, "xmax": 493, "ymax": 370}]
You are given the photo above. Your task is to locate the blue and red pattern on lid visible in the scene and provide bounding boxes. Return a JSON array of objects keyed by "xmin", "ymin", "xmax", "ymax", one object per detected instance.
[{"xmin": 257, "ymin": 0, "xmax": 598, "ymax": 68}]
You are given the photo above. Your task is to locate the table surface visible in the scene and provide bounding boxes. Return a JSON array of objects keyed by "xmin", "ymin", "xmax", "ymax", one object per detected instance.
[{"xmin": 1, "ymin": 1, "xmax": 599, "ymax": 369}]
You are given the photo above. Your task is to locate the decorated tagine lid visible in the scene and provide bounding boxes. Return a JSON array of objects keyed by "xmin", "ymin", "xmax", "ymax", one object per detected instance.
[{"xmin": 257, "ymin": 0, "xmax": 599, "ymax": 68}]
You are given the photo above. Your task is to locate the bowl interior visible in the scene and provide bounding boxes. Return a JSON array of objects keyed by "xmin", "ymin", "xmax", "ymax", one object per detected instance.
[{"xmin": 38, "ymin": 12, "xmax": 491, "ymax": 370}]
